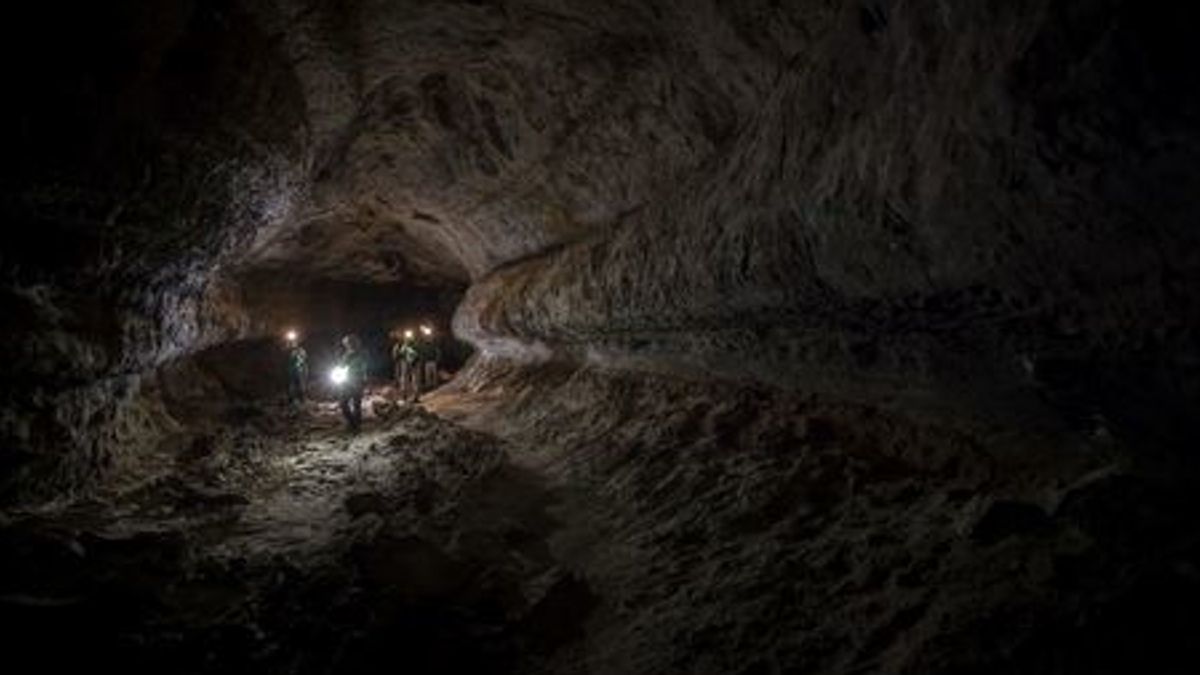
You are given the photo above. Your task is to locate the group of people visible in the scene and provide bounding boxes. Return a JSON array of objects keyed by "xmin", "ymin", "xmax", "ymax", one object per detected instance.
[
  {"xmin": 282, "ymin": 325, "xmax": 442, "ymax": 433},
  {"xmin": 390, "ymin": 325, "xmax": 441, "ymax": 403}
]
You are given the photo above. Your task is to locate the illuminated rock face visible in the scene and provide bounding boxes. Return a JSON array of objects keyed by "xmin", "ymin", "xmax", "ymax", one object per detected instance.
[
  {"xmin": 238, "ymin": 0, "xmax": 1200, "ymax": 434},
  {"xmin": 2, "ymin": 2, "xmax": 1200, "ymax": 672},
  {"xmin": 445, "ymin": 1, "xmax": 1200, "ymax": 413},
  {"xmin": 248, "ymin": 0, "xmax": 1200, "ymax": 438},
  {"xmin": 0, "ymin": 0, "xmax": 1197, "ymax": 536},
  {"xmin": 238, "ymin": 0, "xmax": 739, "ymax": 284},
  {"xmin": 1, "ymin": 0, "xmax": 1197, "ymax": 496}
]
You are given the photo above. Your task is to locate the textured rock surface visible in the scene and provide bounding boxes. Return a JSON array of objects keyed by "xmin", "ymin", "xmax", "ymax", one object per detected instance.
[
  {"xmin": 429, "ymin": 357, "xmax": 1200, "ymax": 674},
  {"xmin": 450, "ymin": 0, "xmax": 1200, "ymax": 445},
  {"xmin": 6, "ymin": 0, "xmax": 1200, "ymax": 495},
  {"xmin": 1, "ymin": 0, "xmax": 305, "ymax": 499},
  {"xmin": 2, "ymin": 1, "xmax": 1200, "ymax": 672},
  {"xmin": 1, "ymin": 403, "xmax": 544, "ymax": 674}
]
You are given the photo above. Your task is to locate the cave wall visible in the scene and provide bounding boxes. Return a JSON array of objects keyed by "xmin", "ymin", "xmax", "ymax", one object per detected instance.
[
  {"xmin": 2, "ymin": 4, "xmax": 1197, "ymax": 669},
  {"xmin": 0, "ymin": 0, "xmax": 307, "ymax": 501},
  {"xmin": 451, "ymin": 0, "xmax": 1200, "ymax": 445},
  {"xmin": 233, "ymin": 0, "xmax": 1200, "ymax": 441},
  {"xmin": 4, "ymin": 0, "xmax": 1199, "ymax": 499}
]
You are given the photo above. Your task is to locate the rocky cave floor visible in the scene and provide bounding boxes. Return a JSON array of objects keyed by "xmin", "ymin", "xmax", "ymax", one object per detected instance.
[
  {"xmin": 1, "ymin": 387, "xmax": 554, "ymax": 674},
  {"xmin": 3, "ymin": 367, "xmax": 1200, "ymax": 675}
]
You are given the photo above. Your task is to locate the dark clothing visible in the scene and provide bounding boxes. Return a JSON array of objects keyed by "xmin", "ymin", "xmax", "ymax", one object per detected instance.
[
  {"xmin": 415, "ymin": 338, "xmax": 440, "ymax": 363},
  {"xmin": 415, "ymin": 337, "xmax": 440, "ymax": 396},
  {"xmin": 340, "ymin": 348, "xmax": 367, "ymax": 389},
  {"xmin": 286, "ymin": 346, "xmax": 308, "ymax": 403},
  {"xmin": 337, "ymin": 345, "xmax": 367, "ymax": 431},
  {"xmin": 396, "ymin": 360, "xmax": 417, "ymax": 402},
  {"xmin": 288, "ymin": 346, "xmax": 308, "ymax": 373},
  {"xmin": 339, "ymin": 389, "xmax": 363, "ymax": 432},
  {"xmin": 287, "ymin": 369, "xmax": 306, "ymax": 403},
  {"xmin": 422, "ymin": 360, "xmax": 438, "ymax": 394}
]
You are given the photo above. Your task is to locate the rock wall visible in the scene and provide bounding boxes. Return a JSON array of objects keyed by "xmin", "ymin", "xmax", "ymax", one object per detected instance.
[
  {"xmin": 452, "ymin": 0, "xmax": 1200, "ymax": 447},
  {"xmin": 4, "ymin": 0, "xmax": 1199, "ymax": 496},
  {"xmin": 2, "ymin": 3, "xmax": 1199, "ymax": 670},
  {"xmin": 0, "ymin": 0, "xmax": 305, "ymax": 501}
]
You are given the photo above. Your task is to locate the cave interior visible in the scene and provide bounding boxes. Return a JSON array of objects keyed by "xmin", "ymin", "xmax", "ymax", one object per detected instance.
[{"xmin": 2, "ymin": 1, "xmax": 1199, "ymax": 674}]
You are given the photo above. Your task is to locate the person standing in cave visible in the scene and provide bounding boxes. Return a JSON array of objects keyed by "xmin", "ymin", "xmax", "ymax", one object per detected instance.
[
  {"xmin": 285, "ymin": 331, "xmax": 309, "ymax": 406},
  {"xmin": 336, "ymin": 334, "xmax": 367, "ymax": 432},
  {"xmin": 391, "ymin": 329, "xmax": 420, "ymax": 403},
  {"xmin": 416, "ymin": 324, "xmax": 441, "ymax": 400}
]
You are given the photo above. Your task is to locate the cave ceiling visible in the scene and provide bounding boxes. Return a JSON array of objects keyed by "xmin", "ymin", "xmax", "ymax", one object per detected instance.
[{"xmin": 235, "ymin": 0, "xmax": 746, "ymax": 286}]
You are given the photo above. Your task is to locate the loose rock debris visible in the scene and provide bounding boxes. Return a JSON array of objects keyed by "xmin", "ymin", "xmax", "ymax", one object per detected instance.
[{"xmin": 0, "ymin": 400, "xmax": 575, "ymax": 675}]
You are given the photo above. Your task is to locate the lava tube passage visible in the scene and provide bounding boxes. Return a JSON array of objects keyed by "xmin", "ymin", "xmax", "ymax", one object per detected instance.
[{"xmin": 3, "ymin": 2, "xmax": 1200, "ymax": 674}]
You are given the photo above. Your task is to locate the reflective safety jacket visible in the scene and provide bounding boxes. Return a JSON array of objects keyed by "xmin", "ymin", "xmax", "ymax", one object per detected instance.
[
  {"xmin": 392, "ymin": 340, "xmax": 419, "ymax": 365},
  {"xmin": 288, "ymin": 347, "xmax": 308, "ymax": 374}
]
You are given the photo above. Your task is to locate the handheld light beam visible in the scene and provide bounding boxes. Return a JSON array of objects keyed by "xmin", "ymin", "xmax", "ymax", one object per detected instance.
[{"xmin": 329, "ymin": 365, "xmax": 349, "ymax": 386}]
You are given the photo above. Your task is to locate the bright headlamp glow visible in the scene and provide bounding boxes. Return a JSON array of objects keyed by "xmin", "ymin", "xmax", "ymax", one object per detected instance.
[
  {"xmin": 329, "ymin": 365, "xmax": 349, "ymax": 386},
  {"xmin": 285, "ymin": 330, "xmax": 298, "ymax": 342},
  {"xmin": 420, "ymin": 325, "xmax": 433, "ymax": 336},
  {"xmin": 404, "ymin": 330, "xmax": 414, "ymax": 340}
]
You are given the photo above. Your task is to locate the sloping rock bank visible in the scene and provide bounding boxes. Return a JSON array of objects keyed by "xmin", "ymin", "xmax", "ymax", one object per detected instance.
[{"xmin": 429, "ymin": 356, "xmax": 1200, "ymax": 675}]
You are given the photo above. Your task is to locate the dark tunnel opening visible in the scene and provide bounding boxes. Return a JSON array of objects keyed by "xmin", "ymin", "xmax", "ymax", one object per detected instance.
[
  {"xmin": 229, "ymin": 270, "xmax": 475, "ymax": 383},
  {"xmin": 4, "ymin": 1, "xmax": 1200, "ymax": 674}
]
